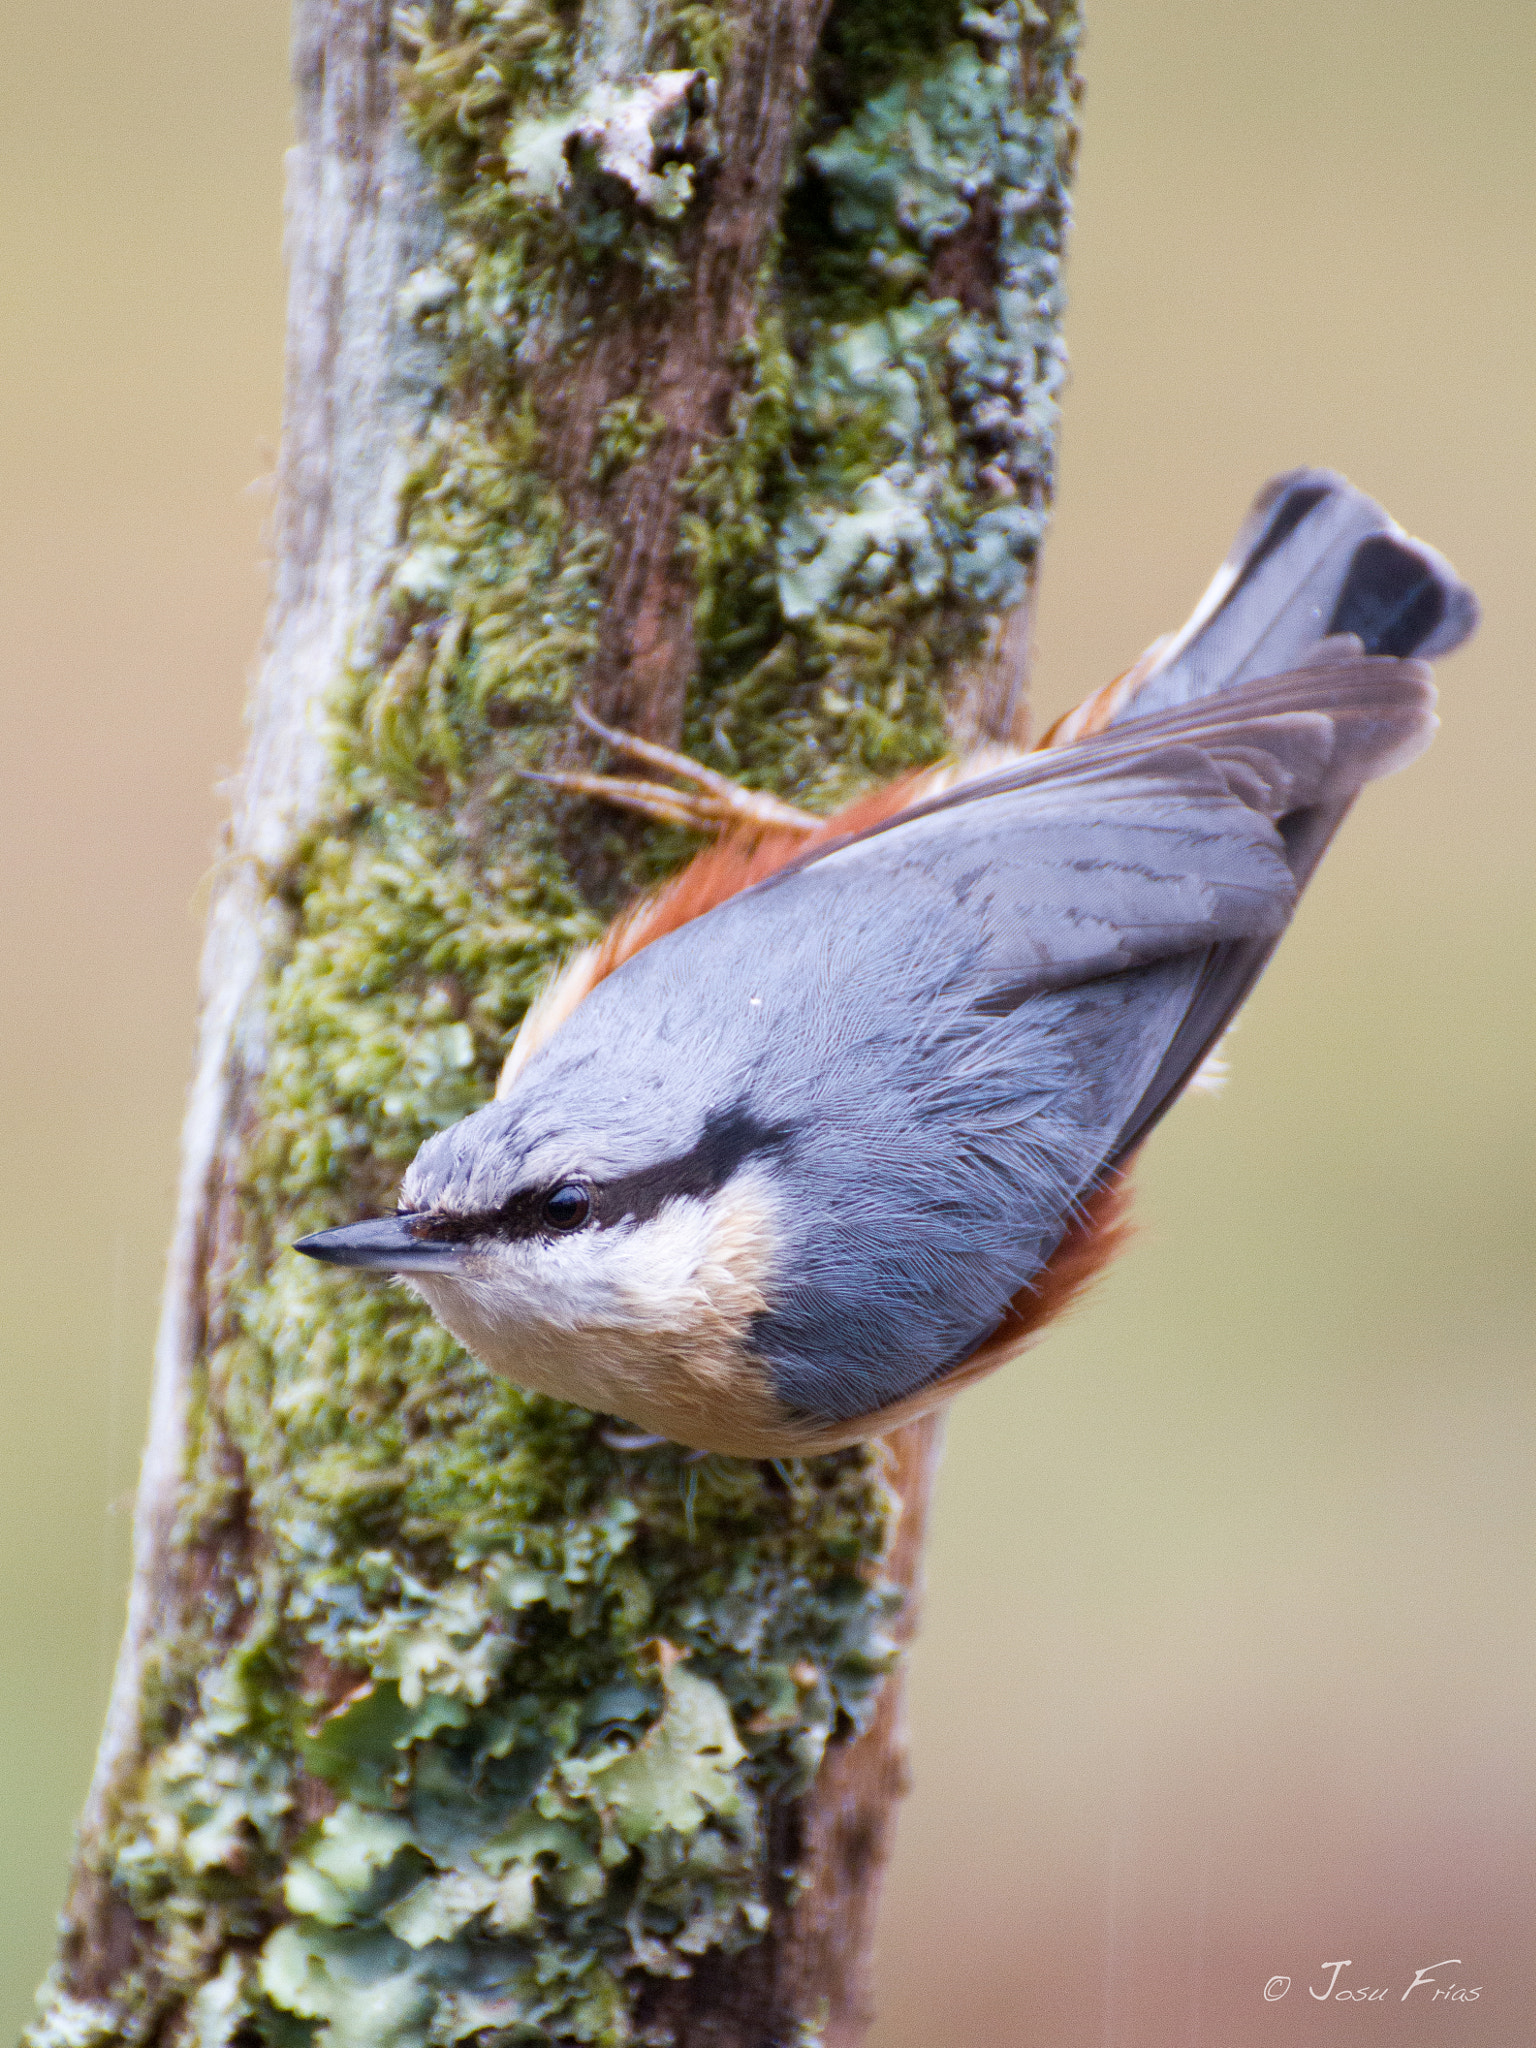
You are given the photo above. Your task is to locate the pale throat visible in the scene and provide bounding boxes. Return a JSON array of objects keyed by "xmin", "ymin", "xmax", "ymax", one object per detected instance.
[{"xmin": 405, "ymin": 1178, "xmax": 790, "ymax": 1452}]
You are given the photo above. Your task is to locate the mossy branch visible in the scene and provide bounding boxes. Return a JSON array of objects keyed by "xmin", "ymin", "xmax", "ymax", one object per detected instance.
[{"xmin": 30, "ymin": 1, "xmax": 1079, "ymax": 2042}]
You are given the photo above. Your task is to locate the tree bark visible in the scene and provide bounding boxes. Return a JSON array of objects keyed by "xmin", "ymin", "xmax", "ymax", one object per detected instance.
[{"xmin": 29, "ymin": 4, "xmax": 1079, "ymax": 2043}]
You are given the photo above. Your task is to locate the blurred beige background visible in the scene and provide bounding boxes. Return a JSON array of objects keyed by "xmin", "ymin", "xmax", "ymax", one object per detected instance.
[{"xmin": 1, "ymin": 3, "xmax": 1530, "ymax": 2041}]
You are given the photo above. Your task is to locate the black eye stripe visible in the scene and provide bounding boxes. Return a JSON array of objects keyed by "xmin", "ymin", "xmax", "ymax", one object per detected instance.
[
  {"xmin": 585, "ymin": 1107, "xmax": 790, "ymax": 1228},
  {"xmin": 406, "ymin": 1105, "xmax": 792, "ymax": 1246}
]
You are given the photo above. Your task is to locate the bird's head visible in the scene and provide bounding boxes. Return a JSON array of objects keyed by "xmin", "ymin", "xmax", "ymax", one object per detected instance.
[{"xmin": 293, "ymin": 1078, "xmax": 795, "ymax": 1450}]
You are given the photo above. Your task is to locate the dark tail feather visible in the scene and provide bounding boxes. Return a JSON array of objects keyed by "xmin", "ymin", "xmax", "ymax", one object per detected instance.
[
  {"xmin": 1115, "ymin": 468, "xmax": 1479, "ymax": 725},
  {"xmin": 1100, "ymin": 473, "xmax": 1478, "ymax": 1164}
]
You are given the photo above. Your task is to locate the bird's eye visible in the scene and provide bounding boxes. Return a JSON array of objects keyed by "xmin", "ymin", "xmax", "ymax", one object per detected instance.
[{"xmin": 542, "ymin": 1182, "xmax": 592, "ymax": 1232}]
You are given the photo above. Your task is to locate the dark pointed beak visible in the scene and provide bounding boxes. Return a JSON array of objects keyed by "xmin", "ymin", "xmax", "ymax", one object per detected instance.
[{"xmin": 292, "ymin": 1215, "xmax": 469, "ymax": 1274}]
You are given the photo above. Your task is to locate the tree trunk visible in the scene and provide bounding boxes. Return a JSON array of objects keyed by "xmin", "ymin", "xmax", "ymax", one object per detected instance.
[{"xmin": 29, "ymin": 3, "xmax": 1079, "ymax": 2043}]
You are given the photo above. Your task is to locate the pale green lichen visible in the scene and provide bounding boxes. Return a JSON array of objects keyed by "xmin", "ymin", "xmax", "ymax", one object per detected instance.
[
  {"xmin": 23, "ymin": 1989, "xmax": 125, "ymax": 2048},
  {"xmin": 781, "ymin": 15, "xmax": 1077, "ymax": 620},
  {"xmin": 31, "ymin": 3, "xmax": 1078, "ymax": 2044},
  {"xmin": 678, "ymin": 0, "xmax": 1079, "ymax": 800}
]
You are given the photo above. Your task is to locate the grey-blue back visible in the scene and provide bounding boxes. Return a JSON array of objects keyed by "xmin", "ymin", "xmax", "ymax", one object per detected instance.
[{"xmin": 504, "ymin": 474, "xmax": 1478, "ymax": 1422}]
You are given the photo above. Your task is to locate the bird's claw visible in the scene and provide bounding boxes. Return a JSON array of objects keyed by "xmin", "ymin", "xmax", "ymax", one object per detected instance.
[
  {"xmin": 522, "ymin": 704, "xmax": 819, "ymax": 836},
  {"xmin": 600, "ymin": 1425, "xmax": 672, "ymax": 1451}
]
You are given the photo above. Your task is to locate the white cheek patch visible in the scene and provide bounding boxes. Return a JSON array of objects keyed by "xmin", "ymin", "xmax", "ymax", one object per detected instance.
[
  {"xmin": 470, "ymin": 1201, "xmax": 722, "ymax": 1335},
  {"xmin": 408, "ymin": 1171, "xmax": 778, "ymax": 1357}
]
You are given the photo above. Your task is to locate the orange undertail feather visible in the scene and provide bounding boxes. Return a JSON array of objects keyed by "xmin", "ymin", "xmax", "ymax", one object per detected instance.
[
  {"xmin": 498, "ymin": 731, "xmax": 1144, "ymax": 1434},
  {"xmin": 1036, "ymin": 643, "xmax": 1169, "ymax": 749}
]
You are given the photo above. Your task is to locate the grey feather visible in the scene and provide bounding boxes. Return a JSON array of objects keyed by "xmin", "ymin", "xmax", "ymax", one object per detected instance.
[{"xmin": 409, "ymin": 474, "xmax": 1476, "ymax": 1426}]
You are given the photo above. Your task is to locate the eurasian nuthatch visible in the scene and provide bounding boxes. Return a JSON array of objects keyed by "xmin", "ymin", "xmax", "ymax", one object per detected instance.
[{"xmin": 297, "ymin": 471, "xmax": 1477, "ymax": 1456}]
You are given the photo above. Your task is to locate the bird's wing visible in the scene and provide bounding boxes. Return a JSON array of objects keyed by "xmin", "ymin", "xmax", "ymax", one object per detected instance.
[
  {"xmin": 728, "ymin": 654, "xmax": 1434, "ymax": 1197},
  {"xmin": 502, "ymin": 474, "xmax": 1474, "ymax": 1101},
  {"xmin": 769, "ymin": 655, "xmax": 1434, "ymax": 996}
]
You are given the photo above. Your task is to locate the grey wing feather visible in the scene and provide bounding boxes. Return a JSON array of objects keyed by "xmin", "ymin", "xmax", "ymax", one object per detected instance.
[{"xmin": 781, "ymin": 657, "xmax": 1436, "ymax": 1005}]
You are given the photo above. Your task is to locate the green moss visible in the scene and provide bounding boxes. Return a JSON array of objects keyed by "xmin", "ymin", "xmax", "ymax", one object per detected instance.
[
  {"xmin": 30, "ymin": 3, "xmax": 1078, "ymax": 2045},
  {"xmin": 588, "ymin": 397, "xmax": 665, "ymax": 485}
]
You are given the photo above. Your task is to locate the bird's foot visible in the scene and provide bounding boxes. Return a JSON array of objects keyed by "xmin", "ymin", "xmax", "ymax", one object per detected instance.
[{"xmin": 521, "ymin": 704, "xmax": 819, "ymax": 836}]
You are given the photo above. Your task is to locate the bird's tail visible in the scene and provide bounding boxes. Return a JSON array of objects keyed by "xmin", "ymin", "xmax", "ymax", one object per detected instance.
[
  {"xmin": 1037, "ymin": 471, "xmax": 1478, "ymax": 1162},
  {"xmin": 1046, "ymin": 468, "xmax": 1479, "ymax": 746}
]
